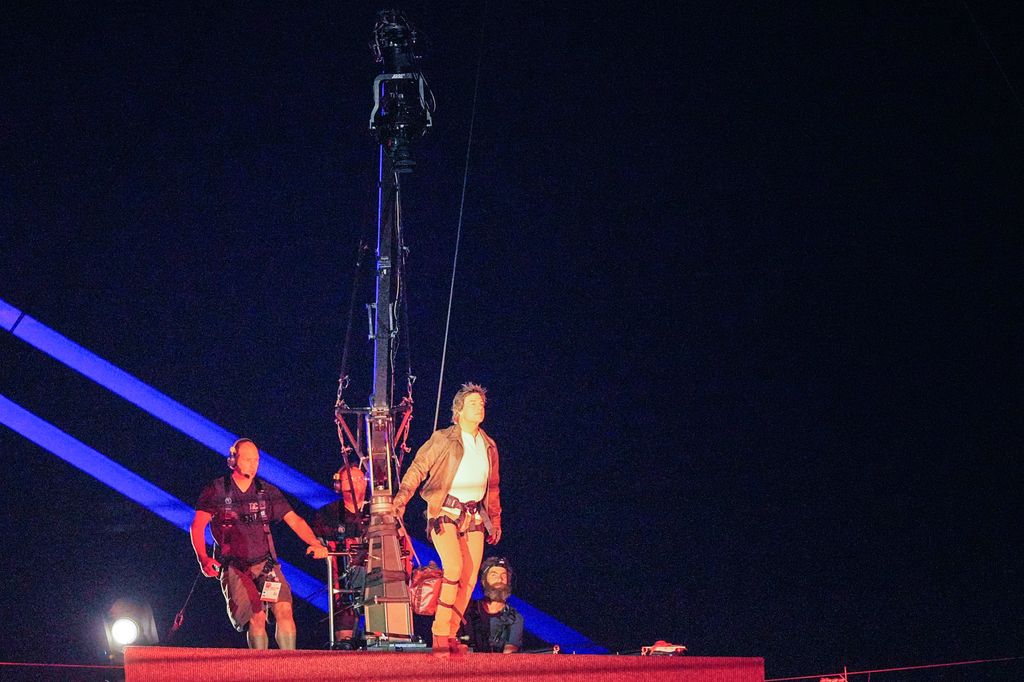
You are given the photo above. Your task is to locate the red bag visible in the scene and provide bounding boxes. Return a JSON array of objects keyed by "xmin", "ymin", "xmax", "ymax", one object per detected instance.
[{"xmin": 409, "ymin": 561, "xmax": 443, "ymax": 616}]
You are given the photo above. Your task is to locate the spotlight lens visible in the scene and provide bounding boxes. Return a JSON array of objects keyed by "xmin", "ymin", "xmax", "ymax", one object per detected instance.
[{"xmin": 111, "ymin": 617, "xmax": 140, "ymax": 646}]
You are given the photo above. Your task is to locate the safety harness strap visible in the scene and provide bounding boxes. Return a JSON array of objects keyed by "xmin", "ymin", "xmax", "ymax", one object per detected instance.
[
  {"xmin": 218, "ymin": 475, "xmax": 278, "ymax": 564},
  {"xmin": 441, "ymin": 494, "xmax": 493, "ymax": 535}
]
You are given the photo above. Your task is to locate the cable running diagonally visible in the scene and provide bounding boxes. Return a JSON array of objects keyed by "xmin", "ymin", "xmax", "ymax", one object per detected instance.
[{"xmin": 961, "ymin": 0, "xmax": 1024, "ymax": 117}]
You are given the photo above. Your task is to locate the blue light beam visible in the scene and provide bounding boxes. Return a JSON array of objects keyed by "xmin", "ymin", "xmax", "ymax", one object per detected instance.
[
  {"xmin": 0, "ymin": 394, "xmax": 328, "ymax": 611},
  {"xmin": 0, "ymin": 297, "xmax": 334, "ymax": 509},
  {"xmin": 0, "ymin": 297, "xmax": 606, "ymax": 652}
]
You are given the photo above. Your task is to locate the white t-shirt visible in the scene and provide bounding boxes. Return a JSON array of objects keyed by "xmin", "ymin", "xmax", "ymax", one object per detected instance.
[{"xmin": 443, "ymin": 430, "xmax": 489, "ymax": 517}]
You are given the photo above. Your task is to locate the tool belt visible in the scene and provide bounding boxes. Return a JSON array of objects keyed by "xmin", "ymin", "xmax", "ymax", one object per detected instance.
[
  {"xmin": 220, "ymin": 553, "xmax": 277, "ymax": 575},
  {"xmin": 430, "ymin": 495, "xmax": 493, "ymax": 536}
]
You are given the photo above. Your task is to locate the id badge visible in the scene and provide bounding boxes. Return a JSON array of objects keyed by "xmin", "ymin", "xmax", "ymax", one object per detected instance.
[{"xmin": 261, "ymin": 580, "xmax": 282, "ymax": 602}]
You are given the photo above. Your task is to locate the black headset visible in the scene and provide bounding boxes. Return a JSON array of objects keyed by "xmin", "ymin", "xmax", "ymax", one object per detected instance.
[
  {"xmin": 479, "ymin": 556, "xmax": 513, "ymax": 587},
  {"xmin": 227, "ymin": 438, "xmax": 255, "ymax": 469}
]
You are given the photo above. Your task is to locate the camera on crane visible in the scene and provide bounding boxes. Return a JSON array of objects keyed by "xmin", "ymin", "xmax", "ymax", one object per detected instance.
[{"xmin": 369, "ymin": 10, "xmax": 434, "ymax": 172}]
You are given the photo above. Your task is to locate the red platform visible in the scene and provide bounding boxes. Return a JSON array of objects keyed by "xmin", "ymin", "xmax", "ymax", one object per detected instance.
[{"xmin": 124, "ymin": 646, "xmax": 764, "ymax": 681}]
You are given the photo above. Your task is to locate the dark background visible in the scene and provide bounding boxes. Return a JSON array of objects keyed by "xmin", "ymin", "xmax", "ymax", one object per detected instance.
[{"xmin": 1, "ymin": 2, "xmax": 1021, "ymax": 679}]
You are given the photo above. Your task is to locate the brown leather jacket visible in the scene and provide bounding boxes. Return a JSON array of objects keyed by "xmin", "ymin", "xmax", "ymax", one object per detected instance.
[{"xmin": 393, "ymin": 424, "xmax": 502, "ymax": 534}]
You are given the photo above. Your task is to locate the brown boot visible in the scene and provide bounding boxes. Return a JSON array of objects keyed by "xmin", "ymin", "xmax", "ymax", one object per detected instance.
[
  {"xmin": 448, "ymin": 605, "xmax": 468, "ymax": 654},
  {"xmin": 432, "ymin": 635, "xmax": 451, "ymax": 656}
]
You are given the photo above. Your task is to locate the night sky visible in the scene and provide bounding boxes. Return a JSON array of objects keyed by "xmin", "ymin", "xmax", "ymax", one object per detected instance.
[{"xmin": 1, "ymin": 2, "xmax": 1022, "ymax": 680}]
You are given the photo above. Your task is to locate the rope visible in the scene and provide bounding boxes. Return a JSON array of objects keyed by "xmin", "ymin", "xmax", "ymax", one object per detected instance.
[
  {"xmin": 961, "ymin": 0, "xmax": 1024, "ymax": 117},
  {"xmin": 335, "ymin": 238, "xmax": 370, "ymax": 408},
  {"xmin": 335, "ymin": 145, "xmax": 392, "ymax": 414},
  {"xmin": 165, "ymin": 570, "xmax": 205, "ymax": 643},
  {"xmin": 396, "ymin": 191, "xmax": 415, "ymax": 401},
  {"xmin": 765, "ymin": 655, "xmax": 1023, "ymax": 681},
  {"xmin": 0, "ymin": 661, "xmax": 123, "ymax": 670},
  {"xmin": 433, "ymin": 1, "xmax": 488, "ymax": 431}
]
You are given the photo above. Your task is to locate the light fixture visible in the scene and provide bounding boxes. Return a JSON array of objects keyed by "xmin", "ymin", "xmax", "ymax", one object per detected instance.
[
  {"xmin": 110, "ymin": 617, "xmax": 140, "ymax": 646},
  {"xmin": 102, "ymin": 598, "xmax": 158, "ymax": 662}
]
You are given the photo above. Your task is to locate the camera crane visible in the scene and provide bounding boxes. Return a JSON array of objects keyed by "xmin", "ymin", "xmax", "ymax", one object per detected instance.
[{"xmin": 332, "ymin": 9, "xmax": 435, "ymax": 648}]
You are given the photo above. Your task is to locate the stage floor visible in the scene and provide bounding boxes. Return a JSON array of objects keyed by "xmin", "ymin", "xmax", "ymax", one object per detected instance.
[{"xmin": 125, "ymin": 646, "xmax": 765, "ymax": 681}]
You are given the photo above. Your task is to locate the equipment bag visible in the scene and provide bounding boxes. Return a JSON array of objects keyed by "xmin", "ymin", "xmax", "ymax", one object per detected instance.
[{"xmin": 409, "ymin": 561, "xmax": 443, "ymax": 616}]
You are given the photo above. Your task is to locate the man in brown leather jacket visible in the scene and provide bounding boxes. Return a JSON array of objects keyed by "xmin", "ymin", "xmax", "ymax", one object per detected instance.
[{"xmin": 393, "ymin": 382, "xmax": 502, "ymax": 654}]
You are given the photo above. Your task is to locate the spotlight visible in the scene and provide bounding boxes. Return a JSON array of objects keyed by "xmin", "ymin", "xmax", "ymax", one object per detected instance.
[
  {"xmin": 110, "ymin": 617, "xmax": 140, "ymax": 646},
  {"xmin": 102, "ymin": 598, "xmax": 158, "ymax": 662}
]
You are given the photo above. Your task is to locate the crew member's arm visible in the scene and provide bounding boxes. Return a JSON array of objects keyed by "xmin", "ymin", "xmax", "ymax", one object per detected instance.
[
  {"xmin": 190, "ymin": 510, "xmax": 220, "ymax": 577},
  {"xmin": 283, "ymin": 511, "xmax": 329, "ymax": 559}
]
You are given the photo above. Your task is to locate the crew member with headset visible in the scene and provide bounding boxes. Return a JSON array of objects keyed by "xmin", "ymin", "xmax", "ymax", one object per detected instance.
[
  {"xmin": 461, "ymin": 557, "xmax": 523, "ymax": 653},
  {"xmin": 313, "ymin": 463, "xmax": 371, "ymax": 646},
  {"xmin": 190, "ymin": 437, "xmax": 328, "ymax": 649}
]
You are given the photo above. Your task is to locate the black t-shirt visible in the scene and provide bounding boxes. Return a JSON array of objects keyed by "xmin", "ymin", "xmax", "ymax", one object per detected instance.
[
  {"xmin": 196, "ymin": 475, "xmax": 293, "ymax": 562},
  {"xmin": 313, "ymin": 501, "xmax": 368, "ymax": 542},
  {"xmin": 463, "ymin": 599, "xmax": 524, "ymax": 652}
]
